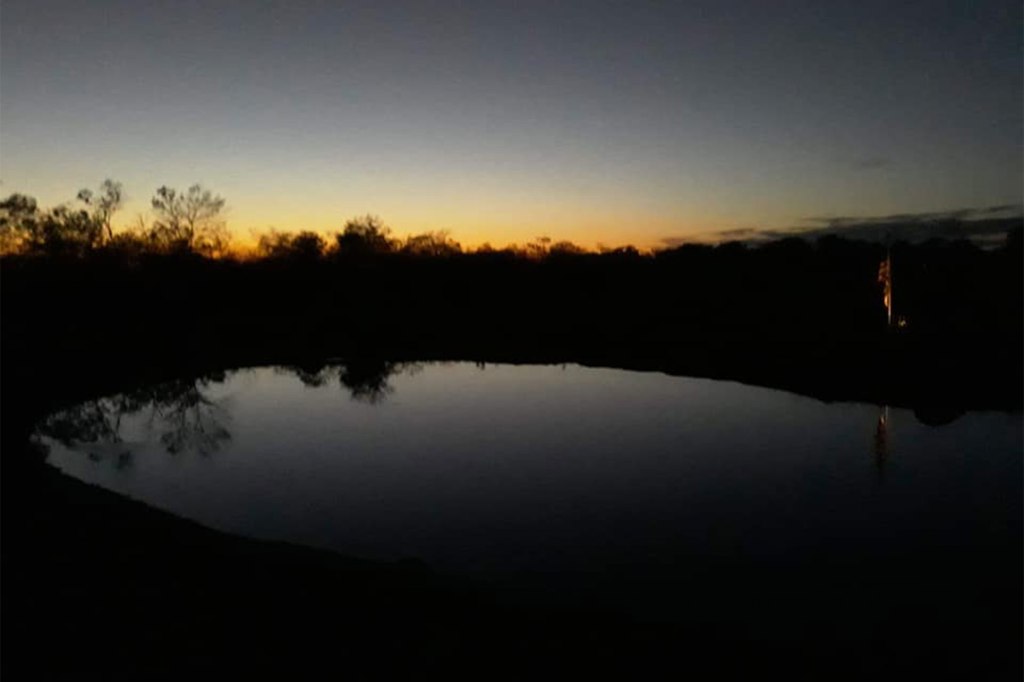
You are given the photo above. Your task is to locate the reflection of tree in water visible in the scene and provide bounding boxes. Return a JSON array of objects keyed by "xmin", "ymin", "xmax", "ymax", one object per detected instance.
[
  {"xmin": 36, "ymin": 372, "xmax": 231, "ymax": 464},
  {"xmin": 277, "ymin": 360, "xmax": 423, "ymax": 404},
  {"xmin": 339, "ymin": 360, "xmax": 402, "ymax": 403},
  {"xmin": 142, "ymin": 376, "xmax": 231, "ymax": 454},
  {"xmin": 38, "ymin": 397, "xmax": 124, "ymax": 446},
  {"xmin": 288, "ymin": 364, "xmax": 331, "ymax": 388}
]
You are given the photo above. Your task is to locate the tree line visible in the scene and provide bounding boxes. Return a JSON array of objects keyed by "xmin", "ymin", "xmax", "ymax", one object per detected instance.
[
  {"xmin": 0, "ymin": 181, "xmax": 235, "ymax": 258},
  {"xmin": 0, "ymin": 179, "xmax": 641, "ymax": 261}
]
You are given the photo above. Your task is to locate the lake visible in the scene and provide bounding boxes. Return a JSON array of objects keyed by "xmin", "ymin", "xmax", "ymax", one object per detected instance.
[{"xmin": 38, "ymin": 361, "xmax": 1021, "ymax": 636}]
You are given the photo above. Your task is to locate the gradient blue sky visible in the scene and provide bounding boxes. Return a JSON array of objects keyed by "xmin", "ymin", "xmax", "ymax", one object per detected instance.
[{"xmin": 2, "ymin": 0, "xmax": 1021, "ymax": 248}]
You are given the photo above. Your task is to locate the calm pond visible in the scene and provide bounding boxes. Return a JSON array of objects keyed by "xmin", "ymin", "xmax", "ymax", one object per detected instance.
[{"xmin": 38, "ymin": 362, "xmax": 1021, "ymax": 629}]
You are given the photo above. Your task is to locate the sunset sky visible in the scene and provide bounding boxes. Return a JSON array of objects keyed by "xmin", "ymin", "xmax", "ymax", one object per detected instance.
[{"xmin": 2, "ymin": 0, "xmax": 1021, "ymax": 249}]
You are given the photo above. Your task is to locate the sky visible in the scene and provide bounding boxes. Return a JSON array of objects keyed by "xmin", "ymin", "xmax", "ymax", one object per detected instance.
[{"xmin": 1, "ymin": 0, "xmax": 1021, "ymax": 249}]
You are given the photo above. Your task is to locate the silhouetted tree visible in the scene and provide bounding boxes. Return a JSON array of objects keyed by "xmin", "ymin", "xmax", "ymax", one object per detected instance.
[
  {"xmin": 77, "ymin": 179, "xmax": 124, "ymax": 244},
  {"xmin": 1, "ymin": 192, "xmax": 109, "ymax": 256},
  {"xmin": 401, "ymin": 230, "xmax": 462, "ymax": 257},
  {"xmin": 548, "ymin": 240, "xmax": 586, "ymax": 256},
  {"xmin": 291, "ymin": 231, "xmax": 327, "ymax": 260},
  {"xmin": 0, "ymin": 193, "xmax": 40, "ymax": 253},
  {"xmin": 332, "ymin": 214, "xmax": 395, "ymax": 257},
  {"xmin": 258, "ymin": 230, "xmax": 326, "ymax": 260},
  {"xmin": 150, "ymin": 184, "xmax": 228, "ymax": 255},
  {"xmin": 29, "ymin": 205, "xmax": 104, "ymax": 256},
  {"xmin": 526, "ymin": 236, "xmax": 552, "ymax": 259}
]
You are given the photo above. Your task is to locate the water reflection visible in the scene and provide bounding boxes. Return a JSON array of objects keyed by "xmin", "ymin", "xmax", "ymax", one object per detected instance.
[
  {"xmin": 874, "ymin": 404, "xmax": 890, "ymax": 475},
  {"xmin": 37, "ymin": 372, "xmax": 233, "ymax": 463},
  {"xmin": 276, "ymin": 359, "xmax": 422, "ymax": 403},
  {"xmin": 35, "ymin": 361, "xmax": 427, "ymax": 464}
]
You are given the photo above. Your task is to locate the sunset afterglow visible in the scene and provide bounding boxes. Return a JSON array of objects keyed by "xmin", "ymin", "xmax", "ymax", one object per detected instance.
[{"xmin": 2, "ymin": 1, "xmax": 1020, "ymax": 249}]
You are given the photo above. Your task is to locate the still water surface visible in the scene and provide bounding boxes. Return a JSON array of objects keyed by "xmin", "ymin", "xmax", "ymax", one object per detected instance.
[{"xmin": 39, "ymin": 362, "xmax": 1021, "ymax": 623}]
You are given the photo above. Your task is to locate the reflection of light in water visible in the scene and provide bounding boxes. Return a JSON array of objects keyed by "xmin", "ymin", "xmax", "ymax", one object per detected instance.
[{"xmin": 874, "ymin": 405, "xmax": 890, "ymax": 473}]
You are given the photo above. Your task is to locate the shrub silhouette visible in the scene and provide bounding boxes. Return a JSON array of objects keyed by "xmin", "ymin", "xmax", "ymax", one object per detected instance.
[
  {"xmin": 332, "ymin": 214, "xmax": 395, "ymax": 257},
  {"xmin": 258, "ymin": 230, "xmax": 327, "ymax": 261}
]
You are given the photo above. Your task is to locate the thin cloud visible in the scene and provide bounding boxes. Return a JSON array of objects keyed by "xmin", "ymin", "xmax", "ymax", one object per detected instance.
[
  {"xmin": 660, "ymin": 227, "xmax": 760, "ymax": 248},
  {"xmin": 717, "ymin": 228, "xmax": 759, "ymax": 239},
  {"xmin": 806, "ymin": 204, "xmax": 1022, "ymax": 226},
  {"xmin": 661, "ymin": 204, "xmax": 1023, "ymax": 248}
]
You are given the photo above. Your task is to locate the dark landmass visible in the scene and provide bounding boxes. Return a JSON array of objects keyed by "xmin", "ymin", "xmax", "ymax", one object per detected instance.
[
  {"xmin": 3, "ymin": 229, "xmax": 1022, "ymax": 409},
  {"xmin": 2, "ymin": 232, "xmax": 1021, "ymax": 679}
]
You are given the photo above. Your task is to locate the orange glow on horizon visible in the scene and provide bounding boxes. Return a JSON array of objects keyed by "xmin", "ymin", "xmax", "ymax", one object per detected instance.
[{"xmin": 109, "ymin": 202, "xmax": 723, "ymax": 253}]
